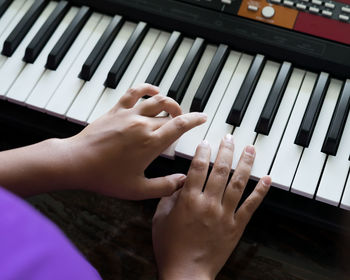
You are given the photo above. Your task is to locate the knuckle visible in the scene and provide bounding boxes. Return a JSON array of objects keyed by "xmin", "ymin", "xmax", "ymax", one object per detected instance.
[
  {"xmin": 174, "ymin": 116, "xmax": 188, "ymax": 131},
  {"xmin": 243, "ymin": 153, "xmax": 255, "ymax": 165},
  {"xmin": 221, "ymin": 139, "xmax": 234, "ymax": 152},
  {"xmin": 131, "ymin": 118, "xmax": 145, "ymax": 127},
  {"xmin": 129, "ymin": 117, "xmax": 149, "ymax": 132},
  {"xmin": 223, "ymin": 216, "xmax": 236, "ymax": 232},
  {"xmin": 191, "ymin": 158, "xmax": 208, "ymax": 172},
  {"xmin": 126, "ymin": 86, "xmax": 137, "ymax": 96},
  {"xmin": 202, "ymin": 198, "xmax": 221, "ymax": 217},
  {"xmin": 231, "ymin": 174, "xmax": 246, "ymax": 190},
  {"xmin": 214, "ymin": 162, "xmax": 231, "ymax": 177},
  {"xmin": 183, "ymin": 190, "xmax": 199, "ymax": 205},
  {"xmin": 153, "ymin": 94, "xmax": 166, "ymax": 103}
]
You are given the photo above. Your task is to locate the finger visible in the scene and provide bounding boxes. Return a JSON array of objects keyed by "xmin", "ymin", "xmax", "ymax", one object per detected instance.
[
  {"xmin": 204, "ymin": 134, "xmax": 234, "ymax": 200},
  {"xmin": 235, "ymin": 176, "xmax": 271, "ymax": 227},
  {"xmin": 222, "ymin": 145, "xmax": 256, "ymax": 212},
  {"xmin": 153, "ymin": 112, "xmax": 207, "ymax": 151},
  {"xmin": 135, "ymin": 94, "xmax": 182, "ymax": 118},
  {"xmin": 148, "ymin": 116, "xmax": 171, "ymax": 130},
  {"xmin": 153, "ymin": 189, "xmax": 181, "ymax": 221},
  {"xmin": 142, "ymin": 173, "xmax": 186, "ymax": 199},
  {"xmin": 182, "ymin": 141, "xmax": 211, "ymax": 193},
  {"xmin": 115, "ymin": 83, "xmax": 160, "ymax": 110}
]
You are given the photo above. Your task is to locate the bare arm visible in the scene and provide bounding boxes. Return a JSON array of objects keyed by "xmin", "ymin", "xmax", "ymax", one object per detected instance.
[{"xmin": 0, "ymin": 83, "xmax": 207, "ymax": 199}]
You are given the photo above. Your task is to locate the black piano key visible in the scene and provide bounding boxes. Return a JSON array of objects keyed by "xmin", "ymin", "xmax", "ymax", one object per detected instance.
[
  {"xmin": 167, "ymin": 37, "xmax": 205, "ymax": 103},
  {"xmin": 145, "ymin": 31, "xmax": 182, "ymax": 86},
  {"xmin": 2, "ymin": 0, "xmax": 48, "ymax": 57},
  {"xmin": 255, "ymin": 62, "xmax": 293, "ymax": 135},
  {"xmin": 23, "ymin": 1, "xmax": 70, "ymax": 63},
  {"xmin": 295, "ymin": 72, "xmax": 330, "ymax": 147},
  {"xmin": 226, "ymin": 54, "xmax": 266, "ymax": 126},
  {"xmin": 321, "ymin": 80, "xmax": 350, "ymax": 156},
  {"xmin": 79, "ymin": 15, "xmax": 124, "ymax": 81},
  {"xmin": 190, "ymin": 44, "xmax": 229, "ymax": 112},
  {"xmin": 104, "ymin": 21, "xmax": 149, "ymax": 89},
  {"xmin": 46, "ymin": 6, "xmax": 91, "ymax": 70},
  {"xmin": 0, "ymin": 0, "xmax": 12, "ymax": 18}
]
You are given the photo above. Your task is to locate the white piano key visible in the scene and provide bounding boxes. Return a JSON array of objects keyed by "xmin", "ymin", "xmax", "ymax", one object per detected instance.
[
  {"xmin": 88, "ymin": 28, "xmax": 160, "ymax": 123},
  {"xmin": 340, "ymin": 167, "xmax": 350, "ymax": 210},
  {"xmin": 0, "ymin": 0, "xmax": 34, "ymax": 70},
  {"xmin": 162, "ymin": 44, "xmax": 216, "ymax": 158},
  {"xmin": 204, "ymin": 54, "xmax": 253, "ymax": 163},
  {"xmin": 0, "ymin": 0, "xmax": 26, "ymax": 38},
  {"xmin": 251, "ymin": 68, "xmax": 305, "ymax": 179},
  {"xmin": 6, "ymin": 7, "xmax": 79, "ymax": 104},
  {"xmin": 66, "ymin": 21, "xmax": 136, "ymax": 124},
  {"xmin": 291, "ymin": 79, "xmax": 342, "ymax": 198},
  {"xmin": 131, "ymin": 31, "xmax": 170, "ymax": 88},
  {"xmin": 231, "ymin": 60, "xmax": 280, "ymax": 169},
  {"xmin": 175, "ymin": 50, "xmax": 241, "ymax": 159},
  {"xmin": 25, "ymin": 13, "xmax": 102, "ymax": 111},
  {"xmin": 45, "ymin": 15, "xmax": 111, "ymax": 118},
  {"xmin": 270, "ymin": 72, "xmax": 317, "ymax": 190},
  {"xmin": 316, "ymin": 113, "xmax": 350, "ymax": 206},
  {"xmin": 0, "ymin": 2, "xmax": 56, "ymax": 98}
]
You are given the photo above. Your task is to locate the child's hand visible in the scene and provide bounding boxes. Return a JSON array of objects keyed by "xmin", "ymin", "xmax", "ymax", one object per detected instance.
[
  {"xmin": 152, "ymin": 136, "xmax": 271, "ymax": 280},
  {"xmin": 63, "ymin": 83, "xmax": 207, "ymax": 200}
]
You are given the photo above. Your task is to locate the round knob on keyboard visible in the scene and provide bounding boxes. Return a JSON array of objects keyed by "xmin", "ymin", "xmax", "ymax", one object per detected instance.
[{"xmin": 262, "ymin": 6, "xmax": 275, "ymax": 18}]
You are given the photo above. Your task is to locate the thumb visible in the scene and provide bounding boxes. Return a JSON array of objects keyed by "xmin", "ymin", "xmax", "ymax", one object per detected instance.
[{"xmin": 143, "ymin": 173, "xmax": 186, "ymax": 199}]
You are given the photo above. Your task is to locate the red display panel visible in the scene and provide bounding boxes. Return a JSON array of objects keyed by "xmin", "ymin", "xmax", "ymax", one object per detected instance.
[{"xmin": 294, "ymin": 12, "xmax": 350, "ymax": 45}]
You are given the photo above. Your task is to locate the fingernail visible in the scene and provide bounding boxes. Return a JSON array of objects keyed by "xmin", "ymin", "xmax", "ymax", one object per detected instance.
[
  {"xmin": 178, "ymin": 174, "xmax": 186, "ymax": 183},
  {"xmin": 245, "ymin": 145, "xmax": 255, "ymax": 156},
  {"xmin": 202, "ymin": 140, "xmax": 209, "ymax": 146},
  {"xmin": 176, "ymin": 175, "xmax": 186, "ymax": 189},
  {"xmin": 225, "ymin": 134, "xmax": 234, "ymax": 143},
  {"xmin": 262, "ymin": 176, "xmax": 271, "ymax": 187}
]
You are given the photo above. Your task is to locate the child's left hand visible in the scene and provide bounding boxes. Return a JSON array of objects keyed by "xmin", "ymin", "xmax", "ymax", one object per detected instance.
[{"xmin": 63, "ymin": 83, "xmax": 207, "ymax": 199}]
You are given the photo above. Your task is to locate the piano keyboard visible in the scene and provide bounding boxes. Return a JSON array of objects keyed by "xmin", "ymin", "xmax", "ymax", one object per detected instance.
[{"xmin": 0, "ymin": 0, "xmax": 349, "ymax": 210}]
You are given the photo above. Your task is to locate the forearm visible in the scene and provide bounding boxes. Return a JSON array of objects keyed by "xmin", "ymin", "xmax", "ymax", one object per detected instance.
[{"xmin": 0, "ymin": 138, "xmax": 74, "ymax": 196}]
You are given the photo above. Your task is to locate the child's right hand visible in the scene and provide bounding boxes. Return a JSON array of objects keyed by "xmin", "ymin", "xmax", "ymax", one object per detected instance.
[{"xmin": 152, "ymin": 136, "xmax": 271, "ymax": 280}]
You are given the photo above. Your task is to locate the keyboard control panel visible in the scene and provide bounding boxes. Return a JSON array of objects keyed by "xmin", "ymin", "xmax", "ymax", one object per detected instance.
[
  {"xmin": 176, "ymin": 0, "xmax": 350, "ymax": 46},
  {"xmin": 269, "ymin": 0, "xmax": 350, "ymax": 23}
]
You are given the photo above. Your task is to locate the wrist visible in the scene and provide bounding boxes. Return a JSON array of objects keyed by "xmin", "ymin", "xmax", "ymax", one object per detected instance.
[
  {"xmin": 0, "ymin": 137, "xmax": 75, "ymax": 196},
  {"xmin": 23, "ymin": 137, "xmax": 77, "ymax": 194}
]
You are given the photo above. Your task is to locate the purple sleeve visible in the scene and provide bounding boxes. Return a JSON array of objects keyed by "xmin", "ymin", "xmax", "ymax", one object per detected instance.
[{"xmin": 0, "ymin": 187, "xmax": 102, "ymax": 280}]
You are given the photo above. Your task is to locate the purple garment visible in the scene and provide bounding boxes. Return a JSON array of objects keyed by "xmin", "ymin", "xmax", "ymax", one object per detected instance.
[{"xmin": 0, "ymin": 187, "xmax": 101, "ymax": 280}]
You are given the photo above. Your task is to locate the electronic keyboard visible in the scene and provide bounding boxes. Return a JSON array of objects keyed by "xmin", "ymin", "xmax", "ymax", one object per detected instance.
[{"xmin": 0, "ymin": 0, "xmax": 349, "ymax": 219}]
